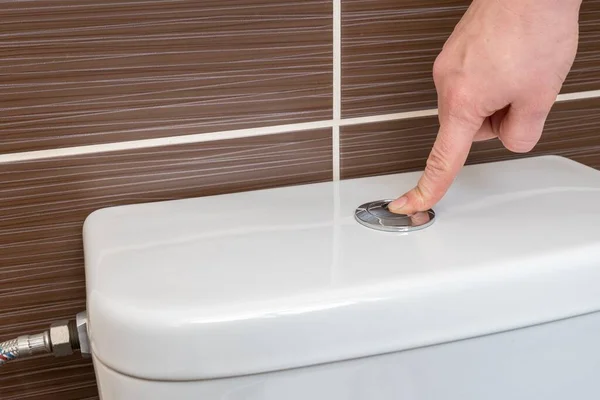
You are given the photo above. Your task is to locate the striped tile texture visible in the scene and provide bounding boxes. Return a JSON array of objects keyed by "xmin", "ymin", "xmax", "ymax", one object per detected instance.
[
  {"xmin": 0, "ymin": 130, "xmax": 332, "ymax": 399},
  {"xmin": 1, "ymin": 0, "xmax": 600, "ymax": 398},
  {"xmin": 342, "ymin": 0, "xmax": 600, "ymax": 117},
  {"xmin": 340, "ymin": 97, "xmax": 600, "ymax": 179},
  {"xmin": 1, "ymin": 357, "xmax": 98, "ymax": 400},
  {"xmin": 1, "ymin": 0, "xmax": 333, "ymax": 153}
]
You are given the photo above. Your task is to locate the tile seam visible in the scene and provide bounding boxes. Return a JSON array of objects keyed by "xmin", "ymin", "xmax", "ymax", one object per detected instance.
[
  {"xmin": 332, "ymin": 126, "xmax": 340, "ymax": 180},
  {"xmin": 0, "ymin": 120, "xmax": 335, "ymax": 164},
  {"xmin": 555, "ymin": 90, "xmax": 600, "ymax": 102},
  {"xmin": 2, "ymin": 90, "xmax": 599, "ymax": 164},
  {"xmin": 340, "ymin": 109, "xmax": 439, "ymax": 126},
  {"xmin": 338, "ymin": 89, "xmax": 600, "ymax": 127},
  {"xmin": 332, "ymin": 0, "xmax": 342, "ymax": 180}
]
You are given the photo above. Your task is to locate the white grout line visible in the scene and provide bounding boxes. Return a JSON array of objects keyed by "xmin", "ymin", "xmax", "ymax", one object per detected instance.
[
  {"xmin": 332, "ymin": 0, "xmax": 341, "ymax": 122},
  {"xmin": 0, "ymin": 120, "xmax": 334, "ymax": 164},
  {"xmin": 556, "ymin": 89, "xmax": 600, "ymax": 102},
  {"xmin": 340, "ymin": 108, "xmax": 438, "ymax": 126},
  {"xmin": 0, "ymin": 109, "xmax": 439, "ymax": 165},
  {"xmin": 332, "ymin": 125, "xmax": 340, "ymax": 180},
  {"xmin": 332, "ymin": 0, "xmax": 342, "ymax": 180},
  {"xmin": 3, "ymin": 88, "xmax": 600, "ymax": 165}
]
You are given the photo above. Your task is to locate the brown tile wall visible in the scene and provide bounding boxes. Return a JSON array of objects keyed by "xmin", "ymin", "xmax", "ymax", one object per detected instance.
[
  {"xmin": 340, "ymin": 97, "xmax": 600, "ymax": 179},
  {"xmin": 342, "ymin": 0, "xmax": 600, "ymax": 117},
  {"xmin": 1, "ymin": 0, "xmax": 333, "ymax": 153},
  {"xmin": 1, "ymin": 0, "xmax": 599, "ymax": 398},
  {"xmin": 0, "ymin": 130, "xmax": 332, "ymax": 399}
]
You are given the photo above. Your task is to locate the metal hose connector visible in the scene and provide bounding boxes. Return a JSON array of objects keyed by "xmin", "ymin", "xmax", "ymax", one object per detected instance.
[
  {"xmin": 0, "ymin": 311, "xmax": 89, "ymax": 366},
  {"xmin": 0, "ymin": 332, "xmax": 52, "ymax": 365}
]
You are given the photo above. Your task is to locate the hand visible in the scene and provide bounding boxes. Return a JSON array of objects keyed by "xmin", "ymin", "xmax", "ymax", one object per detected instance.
[{"xmin": 389, "ymin": 0, "xmax": 582, "ymax": 215}]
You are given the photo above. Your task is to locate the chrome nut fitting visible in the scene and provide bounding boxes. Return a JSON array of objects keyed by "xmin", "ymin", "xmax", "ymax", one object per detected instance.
[
  {"xmin": 50, "ymin": 321, "xmax": 74, "ymax": 357},
  {"xmin": 76, "ymin": 311, "xmax": 90, "ymax": 357}
]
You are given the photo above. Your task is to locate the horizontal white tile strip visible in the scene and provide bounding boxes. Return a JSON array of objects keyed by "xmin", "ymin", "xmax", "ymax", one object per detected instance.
[
  {"xmin": 339, "ymin": 108, "xmax": 439, "ymax": 126},
  {"xmin": 2, "ymin": 89, "xmax": 600, "ymax": 164},
  {"xmin": 0, "ymin": 110, "xmax": 441, "ymax": 163},
  {"xmin": 0, "ymin": 120, "xmax": 334, "ymax": 163},
  {"xmin": 556, "ymin": 89, "xmax": 600, "ymax": 102}
]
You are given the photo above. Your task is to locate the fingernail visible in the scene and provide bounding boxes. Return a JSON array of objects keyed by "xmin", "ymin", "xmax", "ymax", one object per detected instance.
[{"xmin": 388, "ymin": 196, "xmax": 408, "ymax": 212}]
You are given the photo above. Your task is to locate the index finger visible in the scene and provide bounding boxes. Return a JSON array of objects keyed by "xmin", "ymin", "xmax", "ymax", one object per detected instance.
[{"xmin": 388, "ymin": 115, "xmax": 480, "ymax": 214}]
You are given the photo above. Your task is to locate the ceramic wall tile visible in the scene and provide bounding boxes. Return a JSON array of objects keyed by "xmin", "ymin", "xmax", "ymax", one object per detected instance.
[
  {"xmin": 567, "ymin": 2, "xmax": 600, "ymax": 92},
  {"xmin": 342, "ymin": 0, "xmax": 600, "ymax": 118},
  {"xmin": 1, "ymin": 357, "xmax": 98, "ymax": 400},
  {"xmin": 0, "ymin": 129, "xmax": 332, "ymax": 399},
  {"xmin": 1, "ymin": 1, "xmax": 332, "ymax": 153},
  {"xmin": 340, "ymin": 98, "xmax": 600, "ymax": 179},
  {"xmin": 3, "ymin": 0, "xmax": 600, "ymax": 398}
]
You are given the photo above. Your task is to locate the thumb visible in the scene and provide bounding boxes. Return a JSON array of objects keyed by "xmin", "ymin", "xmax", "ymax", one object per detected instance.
[
  {"xmin": 498, "ymin": 102, "xmax": 549, "ymax": 153},
  {"xmin": 388, "ymin": 116, "xmax": 479, "ymax": 214}
]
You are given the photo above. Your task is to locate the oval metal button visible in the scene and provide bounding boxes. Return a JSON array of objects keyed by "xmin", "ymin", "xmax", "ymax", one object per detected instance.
[{"xmin": 354, "ymin": 199, "xmax": 435, "ymax": 233}]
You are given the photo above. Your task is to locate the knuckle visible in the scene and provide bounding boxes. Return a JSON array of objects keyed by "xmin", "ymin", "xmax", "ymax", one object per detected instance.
[
  {"xmin": 444, "ymin": 94, "xmax": 482, "ymax": 131},
  {"xmin": 521, "ymin": 88, "xmax": 556, "ymax": 112},
  {"xmin": 439, "ymin": 83, "xmax": 475, "ymax": 119},
  {"xmin": 432, "ymin": 55, "xmax": 447, "ymax": 84},
  {"xmin": 417, "ymin": 147, "xmax": 452, "ymax": 208},
  {"xmin": 426, "ymin": 145, "xmax": 452, "ymax": 182},
  {"xmin": 524, "ymin": 104, "xmax": 551, "ymax": 122},
  {"xmin": 444, "ymin": 86, "xmax": 470, "ymax": 111}
]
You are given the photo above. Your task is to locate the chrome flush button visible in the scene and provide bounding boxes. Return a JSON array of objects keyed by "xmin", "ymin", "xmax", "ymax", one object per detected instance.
[{"xmin": 354, "ymin": 200, "xmax": 435, "ymax": 233}]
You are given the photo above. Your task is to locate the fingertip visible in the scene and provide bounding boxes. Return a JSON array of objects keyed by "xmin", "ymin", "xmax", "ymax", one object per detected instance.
[
  {"xmin": 388, "ymin": 191, "xmax": 423, "ymax": 215},
  {"xmin": 388, "ymin": 195, "xmax": 408, "ymax": 213},
  {"xmin": 389, "ymin": 108, "xmax": 479, "ymax": 215}
]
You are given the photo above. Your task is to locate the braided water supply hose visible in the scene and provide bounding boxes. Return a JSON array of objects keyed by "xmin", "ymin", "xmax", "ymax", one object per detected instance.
[
  {"xmin": 0, "ymin": 311, "xmax": 89, "ymax": 366},
  {"xmin": 0, "ymin": 338, "xmax": 18, "ymax": 365},
  {"xmin": 0, "ymin": 332, "xmax": 51, "ymax": 365}
]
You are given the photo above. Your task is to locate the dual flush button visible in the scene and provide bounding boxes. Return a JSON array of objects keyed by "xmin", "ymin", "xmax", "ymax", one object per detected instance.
[{"xmin": 354, "ymin": 200, "xmax": 435, "ymax": 233}]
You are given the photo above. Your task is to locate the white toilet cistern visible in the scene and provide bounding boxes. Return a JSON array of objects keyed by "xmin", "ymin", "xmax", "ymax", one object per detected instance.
[{"xmin": 3, "ymin": 156, "xmax": 600, "ymax": 400}]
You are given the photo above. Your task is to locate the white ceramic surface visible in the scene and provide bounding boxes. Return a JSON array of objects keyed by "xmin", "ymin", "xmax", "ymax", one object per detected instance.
[
  {"xmin": 93, "ymin": 311, "xmax": 600, "ymax": 400},
  {"xmin": 83, "ymin": 155, "xmax": 600, "ymax": 381}
]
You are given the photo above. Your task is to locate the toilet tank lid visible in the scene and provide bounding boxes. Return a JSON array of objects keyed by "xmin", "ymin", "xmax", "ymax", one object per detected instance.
[{"xmin": 83, "ymin": 156, "xmax": 600, "ymax": 381}]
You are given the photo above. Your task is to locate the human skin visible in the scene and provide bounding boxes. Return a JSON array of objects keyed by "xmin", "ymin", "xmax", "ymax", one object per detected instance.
[{"xmin": 388, "ymin": 0, "xmax": 583, "ymax": 215}]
